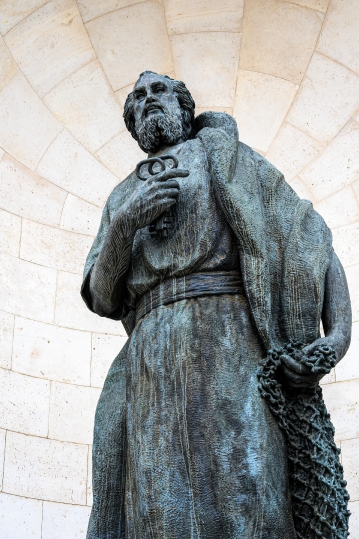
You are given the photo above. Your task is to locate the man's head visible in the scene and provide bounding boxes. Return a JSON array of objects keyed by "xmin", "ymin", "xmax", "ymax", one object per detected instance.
[{"xmin": 124, "ymin": 71, "xmax": 195, "ymax": 153}]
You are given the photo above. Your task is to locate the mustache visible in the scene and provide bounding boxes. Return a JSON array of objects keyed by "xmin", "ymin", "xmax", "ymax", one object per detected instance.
[
  {"xmin": 142, "ymin": 101, "xmax": 165, "ymax": 120},
  {"xmin": 135, "ymin": 110, "xmax": 183, "ymax": 153}
]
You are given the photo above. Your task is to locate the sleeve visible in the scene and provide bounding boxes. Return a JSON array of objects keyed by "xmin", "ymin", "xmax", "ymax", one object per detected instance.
[
  {"xmin": 80, "ymin": 201, "xmax": 135, "ymax": 332},
  {"xmin": 80, "ymin": 202, "xmax": 112, "ymax": 313}
]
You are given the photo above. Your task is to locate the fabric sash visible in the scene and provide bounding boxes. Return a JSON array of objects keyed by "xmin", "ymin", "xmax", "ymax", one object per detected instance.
[{"xmin": 136, "ymin": 270, "xmax": 243, "ymax": 321}]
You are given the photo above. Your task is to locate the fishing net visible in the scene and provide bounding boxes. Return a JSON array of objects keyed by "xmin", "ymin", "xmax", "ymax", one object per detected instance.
[{"xmin": 258, "ymin": 342, "xmax": 350, "ymax": 538}]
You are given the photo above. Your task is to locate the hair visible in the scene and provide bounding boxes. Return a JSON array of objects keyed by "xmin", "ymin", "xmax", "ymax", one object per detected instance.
[{"xmin": 123, "ymin": 71, "xmax": 195, "ymax": 143}]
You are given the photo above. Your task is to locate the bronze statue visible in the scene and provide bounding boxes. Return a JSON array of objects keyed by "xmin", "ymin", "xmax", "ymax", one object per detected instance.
[{"xmin": 81, "ymin": 71, "xmax": 352, "ymax": 539}]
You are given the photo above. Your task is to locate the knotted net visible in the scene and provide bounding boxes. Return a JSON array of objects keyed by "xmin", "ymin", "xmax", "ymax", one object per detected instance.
[{"xmin": 258, "ymin": 342, "xmax": 350, "ymax": 538}]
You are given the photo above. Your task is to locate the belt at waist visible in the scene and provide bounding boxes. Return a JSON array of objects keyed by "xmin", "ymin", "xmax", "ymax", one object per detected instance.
[{"xmin": 136, "ymin": 270, "xmax": 243, "ymax": 321}]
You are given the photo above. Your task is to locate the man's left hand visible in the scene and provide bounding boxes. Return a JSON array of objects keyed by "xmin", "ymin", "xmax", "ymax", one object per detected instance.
[{"xmin": 281, "ymin": 338, "xmax": 332, "ymax": 389}]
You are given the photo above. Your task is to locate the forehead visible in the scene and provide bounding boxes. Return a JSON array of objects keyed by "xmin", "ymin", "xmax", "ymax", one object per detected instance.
[{"xmin": 134, "ymin": 73, "xmax": 172, "ymax": 90}]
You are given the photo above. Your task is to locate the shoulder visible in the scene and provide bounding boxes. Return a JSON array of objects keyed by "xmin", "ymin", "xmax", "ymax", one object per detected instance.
[{"xmin": 192, "ymin": 111, "xmax": 239, "ymax": 140}]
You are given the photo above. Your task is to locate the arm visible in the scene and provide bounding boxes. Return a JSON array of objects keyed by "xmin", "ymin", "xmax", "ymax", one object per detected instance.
[
  {"xmin": 282, "ymin": 251, "xmax": 352, "ymax": 388},
  {"xmin": 89, "ymin": 211, "xmax": 136, "ymax": 317},
  {"xmin": 321, "ymin": 251, "xmax": 352, "ymax": 362},
  {"xmin": 87, "ymin": 167, "xmax": 188, "ymax": 318}
]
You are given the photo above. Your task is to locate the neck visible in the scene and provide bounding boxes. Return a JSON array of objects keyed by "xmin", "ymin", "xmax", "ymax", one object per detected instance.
[{"xmin": 148, "ymin": 137, "xmax": 185, "ymax": 157}]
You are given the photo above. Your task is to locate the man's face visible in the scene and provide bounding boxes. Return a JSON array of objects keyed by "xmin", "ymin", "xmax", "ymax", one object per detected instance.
[
  {"xmin": 132, "ymin": 73, "xmax": 184, "ymax": 153},
  {"xmin": 133, "ymin": 73, "xmax": 178, "ymax": 125}
]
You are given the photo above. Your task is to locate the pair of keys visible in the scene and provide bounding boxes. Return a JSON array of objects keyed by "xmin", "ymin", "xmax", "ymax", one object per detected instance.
[{"xmin": 136, "ymin": 154, "xmax": 179, "ymax": 239}]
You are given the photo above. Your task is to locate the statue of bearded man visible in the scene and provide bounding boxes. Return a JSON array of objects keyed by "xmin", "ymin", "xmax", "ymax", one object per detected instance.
[{"xmin": 81, "ymin": 71, "xmax": 352, "ymax": 539}]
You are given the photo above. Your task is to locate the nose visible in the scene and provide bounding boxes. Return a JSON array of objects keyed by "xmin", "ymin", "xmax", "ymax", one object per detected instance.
[{"xmin": 145, "ymin": 94, "xmax": 156, "ymax": 103}]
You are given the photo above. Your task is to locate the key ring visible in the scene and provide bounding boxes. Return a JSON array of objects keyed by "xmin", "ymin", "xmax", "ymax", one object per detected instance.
[
  {"xmin": 135, "ymin": 157, "xmax": 165, "ymax": 181},
  {"xmin": 136, "ymin": 154, "xmax": 179, "ymax": 180}
]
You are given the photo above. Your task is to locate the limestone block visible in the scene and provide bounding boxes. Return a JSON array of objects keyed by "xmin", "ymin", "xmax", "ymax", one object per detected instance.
[
  {"xmin": 0, "ymin": 253, "xmax": 56, "ymax": 323},
  {"xmin": 3, "ymin": 431, "xmax": 88, "ymax": 504},
  {"xmin": 313, "ymin": 187, "xmax": 359, "ymax": 229},
  {"xmin": 87, "ymin": 445, "xmax": 92, "ymax": 505},
  {"xmin": 341, "ymin": 438, "xmax": 359, "ymax": 501},
  {"xmin": 49, "ymin": 381, "xmax": 100, "ymax": 444},
  {"xmin": 300, "ymin": 121, "xmax": 359, "ymax": 201},
  {"xmin": 322, "ymin": 379, "xmax": 359, "ymax": 441},
  {"xmin": 266, "ymin": 123, "xmax": 324, "ymax": 182},
  {"xmin": 171, "ymin": 32, "xmax": 241, "ymax": 108},
  {"xmin": 345, "ymin": 265, "xmax": 359, "ymax": 323},
  {"xmin": 91, "ymin": 333, "xmax": 127, "ymax": 387},
  {"xmin": 0, "ymin": 0, "xmax": 48, "ymax": 35},
  {"xmin": 42, "ymin": 501, "xmax": 91, "ymax": 539},
  {"xmin": 12, "ymin": 317, "xmax": 91, "ymax": 385},
  {"xmin": 86, "ymin": 1, "xmax": 173, "ymax": 91},
  {"xmin": 287, "ymin": 177, "xmax": 314, "ymax": 201},
  {"xmin": 287, "ymin": 53, "xmax": 359, "ymax": 144},
  {"xmin": 37, "ymin": 130, "xmax": 119, "ymax": 207},
  {"xmin": 353, "ymin": 180, "xmax": 359, "ymax": 206},
  {"xmin": 234, "ymin": 70, "xmax": 297, "ymax": 153},
  {"xmin": 55, "ymin": 270, "xmax": 124, "ymax": 335},
  {"xmin": 0, "ymin": 209, "xmax": 21, "ymax": 257},
  {"xmin": 44, "ymin": 60, "xmax": 125, "ymax": 153},
  {"xmin": 4, "ymin": 0, "xmax": 95, "ymax": 98},
  {"xmin": 0, "ymin": 368, "xmax": 50, "ymax": 436},
  {"xmin": 240, "ymin": 0, "xmax": 323, "ymax": 84},
  {"xmin": 165, "ymin": 0, "xmax": 243, "ymax": 34},
  {"xmin": 349, "ymin": 501, "xmax": 359, "ymax": 538},
  {"xmin": 0, "ymin": 429, "xmax": 5, "ymax": 489},
  {"xmin": 317, "ymin": 0, "xmax": 359, "ymax": 76},
  {"xmin": 320, "ymin": 368, "xmax": 336, "ymax": 386},
  {"xmin": 0, "ymin": 36, "xmax": 17, "ymax": 93},
  {"xmin": 282, "ymin": 0, "xmax": 329, "ymax": 12},
  {"xmin": 0, "ymin": 71, "xmax": 61, "ymax": 170},
  {"xmin": 20, "ymin": 219, "xmax": 93, "ymax": 274},
  {"xmin": 0, "ymin": 154, "xmax": 66, "ymax": 226},
  {"xmin": 78, "ymin": 0, "xmax": 145, "ymax": 23},
  {"xmin": 0, "ymin": 311, "xmax": 14, "ymax": 369},
  {"xmin": 0, "ymin": 492, "xmax": 42, "ymax": 539},
  {"xmin": 332, "ymin": 224, "xmax": 359, "ymax": 269},
  {"xmin": 60, "ymin": 194, "xmax": 102, "ymax": 237},
  {"xmin": 336, "ymin": 323, "xmax": 359, "ymax": 383},
  {"xmin": 115, "ymin": 82, "xmax": 137, "ymax": 107},
  {"xmin": 95, "ymin": 130, "xmax": 145, "ymax": 181}
]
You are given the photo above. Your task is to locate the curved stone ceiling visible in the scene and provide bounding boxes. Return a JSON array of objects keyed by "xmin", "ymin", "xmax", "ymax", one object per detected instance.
[{"xmin": 0, "ymin": 0, "xmax": 359, "ymax": 537}]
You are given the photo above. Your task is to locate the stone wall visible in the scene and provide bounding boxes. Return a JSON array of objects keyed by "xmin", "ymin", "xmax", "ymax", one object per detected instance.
[{"xmin": 0, "ymin": 0, "xmax": 358, "ymax": 537}]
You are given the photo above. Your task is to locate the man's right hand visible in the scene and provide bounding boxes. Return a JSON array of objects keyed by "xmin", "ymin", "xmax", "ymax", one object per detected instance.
[{"xmin": 117, "ymin": 167, "xmax": 189, "ymax": 232}]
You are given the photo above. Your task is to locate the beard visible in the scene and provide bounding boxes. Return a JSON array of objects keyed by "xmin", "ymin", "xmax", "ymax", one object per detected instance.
[{"xmin": 135, "ymin": 103, "xmax": 184, "ymax": 153}]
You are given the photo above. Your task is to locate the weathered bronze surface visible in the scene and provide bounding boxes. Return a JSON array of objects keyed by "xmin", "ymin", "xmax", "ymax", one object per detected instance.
[{"xmin": 81, "ymin": 71, "xmax": 352, "ymax": 538}]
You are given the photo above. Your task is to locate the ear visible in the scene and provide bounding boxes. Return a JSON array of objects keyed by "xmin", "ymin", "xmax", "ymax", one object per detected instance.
[{"xmin": 123, "ymin": 92, "xmax": 138, "ymax": 141}]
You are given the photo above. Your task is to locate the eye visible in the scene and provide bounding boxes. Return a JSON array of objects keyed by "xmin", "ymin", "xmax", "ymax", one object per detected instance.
[
  {"xmin": 135, "ymin": 90, "xmax": 146, "ymax": 101},
  {"xmin": 154, "ymin": 85, "xmax": 167, "ymax": 94}
]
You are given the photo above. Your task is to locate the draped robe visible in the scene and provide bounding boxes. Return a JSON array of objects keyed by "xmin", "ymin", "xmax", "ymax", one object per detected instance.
[{"xmin": 81, "ymin": 112, "xmax": 333, "ymax": 539}]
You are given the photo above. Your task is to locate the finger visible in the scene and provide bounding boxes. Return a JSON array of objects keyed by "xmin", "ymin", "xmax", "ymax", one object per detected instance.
[
  {"xmin": 156, "ymin": 168, "xmax": 189, "ymax": 181},
  {"xmin": 158, "ymin": 179, "xmax": 180, "ymax": 190},
  {"xmin": 153, "ymin": 189, "xmax": 179, "ymax": 200},
  {"xmin": 158, "ymin": 198, "xmax": 177, "ymax": 208},
  {"xmin": 289, "ymin": 379, "xmax": 318, "ymax": 389},
  {"xmin": 301, "ymin": 343, "xmax": 317, "ymax": 357},
  {"xmin": 156, "ymin": 188, "xmax": 179, "ymax": 199},
  {"xmin": 286, "ymin": 378, "xmax": 318, "ymax": 389},
  {"xmin": 281, "ymin": 354, "xmax": 313, "ymax": 375},
  {"xmin": 282, "ymin": 366, "xmax": 319, "ymax": 387}
]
